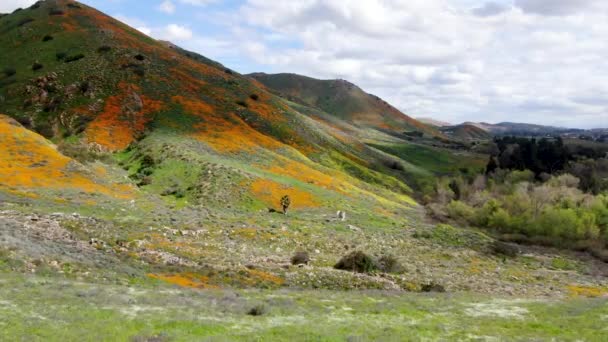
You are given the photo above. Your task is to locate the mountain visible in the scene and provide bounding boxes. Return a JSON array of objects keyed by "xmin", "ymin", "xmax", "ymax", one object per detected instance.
[
  {"xmin": 248, "ymin": 73, "xmax": 438, "ymax": 136},
  {"xmin": 417, "ymin": 117, "xmax": 452, "ymax": 127},
  {"xmin": 465, "ymin": 122, "xmax": 569, "ymax": 136},
  {"xmin": 440, "ymin": 123, "xmax": 492, "ymax": 141},
  {"xmin": 0, "ymin": 0, "xmax": 431, "ymax": 205}
]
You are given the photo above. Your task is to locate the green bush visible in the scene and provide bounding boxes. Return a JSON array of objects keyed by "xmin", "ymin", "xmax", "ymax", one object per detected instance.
[
  {"xmin": 376, "ymin": 255, "xmax": 403, "ymax": 273},
  {"xmin": 334, "ymin": 251, "xmax": 376, "ymax": 273},
  {"xmin": 2, "ymin": 67, "xmax": 16, "ymax": 77},
  {"xmin": 291, "ymin": 251, "xmax": 310, "ymax": 265},
  {"xmin": 536, "ymin": 208, "xmax": 598, "ymax": 240},
  {"xmin": 42, "ymin": 35, "xmax": 53, "ymax": 42},
  {"xmin": 64, "ymin": 54, "xmax": 85, "ymax": 63},
  {"xmin": 49, "ymin": 8, "xmax": 65, "ymax": 16},
  {"xmin": 506, "ymin": 170, "xmax": 535, "ymax": 184},
  {"xmin": 32, "ymin": 62, "xmax": 43, "ymax": 71},
  {"xmin": 446, "ymin": 201, "xmax": 476, "ymax": 224},
  {"xmin": 56, "ymin": 52, "xmax": 67, "ymax": 61}
]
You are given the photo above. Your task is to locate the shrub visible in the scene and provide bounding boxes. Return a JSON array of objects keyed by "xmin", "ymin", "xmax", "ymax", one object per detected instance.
[
  {"xmin": 334, "ymin": 251, "xmax": 377, "ymax": 273},
  {"xmin": 132, "ymin": 66, "xmax": 145, "ymax": 77},
  {"xmin": 42, "ymin": 35, "xmax": 53, "ymax": 42},
  {"xmin": 487, "ymin": 208, "xmax": 512, "ymax": 232},
  {"xmin": 3, "ymin": 67, "xmax": 16, "ymax": 77},
  {"xmin": 291, "ymin": 251, "xmax": 310, "ymax": 265},
  {"xmin": 421, "ymin": 282, "xmax": 446, "ymax": 293},
  {"xmin": 49, "ymin": 8, "xmax": 65, "ymax": 16},
  {"xmin": 134, "ymin": 54, "xmax": 146, "ymax": 61},
  {"xmin": 249, "ymin": 94, "xmax": 259, "ymax": 101},
  {"xmin": 224, "ymin": 68, "xmax": 233, "ymax": 75},
  {"xmin": 97, "ymin": 45, "xmax": 112, "ymax": 53},
  {"xmin": 56, "ymin": 52, "xmax": 67, "ymax": 61},
  {"xmin": 376, "ymin": 255, "xmax": 403, "ymax": 273},
  {"xmin": 32, "ymin": 62, "xmax": 43, "ymax": 71},
  {"xmin": 17, "ymin": 18, "xmax": 34, "ymax": 26},
  {"xmin": 446, "ymin": 200, "xmax": 476, "ymax": 224},
  {"xmin": 536, "ymin": 207, "xmax": 598, "ymax": 240},
  {"xmin": 247, "ymin": 304, "xmax": 267, "ymax": 316},
  {"xmin": 491, "ymin": 241, "xmax": 519, "ymax": 257},
  {"xmin": 383, "ymin": 159, "xmax": 405, "ymax": 171},
  {"xmin": 67, "ymin": 3, "xmax": 82, "ymax": 9},
  {"xmin": 236, "ymin": 100, "xmax": 248, "ymax": 108},
  {"xmin": 506, "ymin": 170, "xmax": 535, "ymax": 184},
  {"xmin": 64, "ymin": 54, "xmax": 85, "ymax": 63}
]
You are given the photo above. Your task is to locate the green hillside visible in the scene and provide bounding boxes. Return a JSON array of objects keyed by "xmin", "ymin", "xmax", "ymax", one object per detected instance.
[{"xmin": 249, "ymin": 72, "xmax": 438, "ymax": 136}]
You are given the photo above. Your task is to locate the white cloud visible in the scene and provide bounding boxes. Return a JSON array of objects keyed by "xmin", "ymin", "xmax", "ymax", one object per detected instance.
[
  {"xmin": 514, "ymin": 0, "xmax": 601, "ymax": 16},
  {"xmin": 178, "ymin": 0, "xmax": 218, "ymax": 6},
  {"xmin": 158, "ymin": 24, "xmax": 193, "ymax": 41},
  {"xmin": 222, "ymin": 0, "xmax": 608, "ymax": 128},
  {"xmin": 0, "ymin": 0, "xmax": 36, "ymax": 13},
  {"xmin": 158, "ymin": 0, "xmax": 176, "ymax": 14}
]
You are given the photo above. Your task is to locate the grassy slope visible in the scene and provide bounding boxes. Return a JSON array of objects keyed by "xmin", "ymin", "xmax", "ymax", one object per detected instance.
[
  {"xmin": 0, "ymin": 0, "xmax": 420, "ymax": 207},
  {"xmin": 249, "ymin": 73, "xmax": 439, "ymax": 136},
  {"xmin": 441, "ymin": 124, "xmax": 493, "ymax": 141}
]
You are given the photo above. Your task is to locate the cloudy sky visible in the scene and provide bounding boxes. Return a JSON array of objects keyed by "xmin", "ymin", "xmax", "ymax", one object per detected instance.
[{"xmin": 3, "ymin": 0, "xmax": 608, "ymax": 128}]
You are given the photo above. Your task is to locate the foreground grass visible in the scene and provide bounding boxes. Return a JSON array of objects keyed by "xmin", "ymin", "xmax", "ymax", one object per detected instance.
[{"xmin": 1, "ymin": 272, "xmax": 607, "ymax": 341}]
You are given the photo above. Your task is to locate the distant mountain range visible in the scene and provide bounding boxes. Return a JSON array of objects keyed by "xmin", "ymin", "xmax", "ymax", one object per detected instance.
[{"xmin": 419, "ymin": 118, "xmax": 608, "ymax": 141}]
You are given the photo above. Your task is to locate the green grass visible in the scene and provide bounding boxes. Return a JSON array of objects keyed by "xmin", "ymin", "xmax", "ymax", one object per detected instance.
[
  {"xmin": 369, "ymin": 143, "xmax": 485, "ymax": 175},
  {"xmin": 1, "ymin": 273, "xmax": 607, "ymax": 341}
]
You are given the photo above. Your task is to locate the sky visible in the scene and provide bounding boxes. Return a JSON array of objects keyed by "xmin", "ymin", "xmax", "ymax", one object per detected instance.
[{"xmin": 2, "ymin": 0, "xmax": 608, "ymax": 128}]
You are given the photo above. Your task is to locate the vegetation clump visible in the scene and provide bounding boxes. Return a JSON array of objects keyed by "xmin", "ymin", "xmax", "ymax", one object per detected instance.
[
  {"xmin": 2, "ymin": 67, "xmax": 16, "ymax": 77},
  {"xmin": 32, "ymin": 62, "xmax": 43, "ymax": 71},
  {"xmin": 491, "ymin": 241, "xmax": 519, "ymax": 257},
  {"xmin": 334, "ymin": 251, "xmax": 377, "ymax": 274},
  {"xmin": 97, "ymin": 45, "xmax": 112, "ymax": 53},
  {"xmin": 376, "ymin": 255, "xmax": 403, "ymax": 273},
  {"xmin": 64, "ymin": 54, "xmax": 85, "ymax": 63},
  {"xmin": 291, "ymin": 251, "xmax": 310, "ymax": 265},
  {"xmin": 421, "ymin": 282, "xmax": 446, "ymax": 293},
  {"xmin": 42, "ymin": 35, "xmax": 53, "ymax": 42},
  {"xmin": 49, "ymin": 8, "xmax": 65, "ymax": 16},
  {"xmin": 247, "ymin": 304, "xmax": 267, "ymax": 316},
  {"xmin": 56, "ymin": 52, "xmax": 67, "ymax": 61},
  {"xmin": 17, "ymin": 18, "xmax": 34, "ymax": 27},
  {"xmin": 428, "ymin": 140, "xmax": 608, "ymax": 256},
  {"xmin": 236, "ymin": 100, "xmax": 248, "ymax": 108},
  {"xmin": 249, "ymin": 94, "xmax": 259, "ymax": 101}
]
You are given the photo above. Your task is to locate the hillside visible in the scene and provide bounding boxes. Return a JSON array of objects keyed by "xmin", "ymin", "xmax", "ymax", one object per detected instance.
[
  {"xmin": 417, "ymin": 117, "xmax": 452, "ymax": 127},
  {"xmin": 440, "ymin": 123, "xmax": 492, "ymax": 141},
  {"xmin": 1, "ymin": 1, "xmax": 607, "ymax": 340},
  {"xmin": 249, "ymin": 72, "xmax": 438, "ymax": 136},
  {"xmin": 0, "ymin": 0, "xmax": 434, "ymax": 205}
]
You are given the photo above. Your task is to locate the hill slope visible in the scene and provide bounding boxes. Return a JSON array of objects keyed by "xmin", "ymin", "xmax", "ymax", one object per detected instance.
[
  {"xmin": 441, "ymin": 124, "xmax": 492, "ymax": 140},
  {"xmin": 249, "ymin": 72, "xmax": 438, "ymax": 136},
  {"xmin": 0, "ymin": 0, "xmax": 427, "ymax": 207}
]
